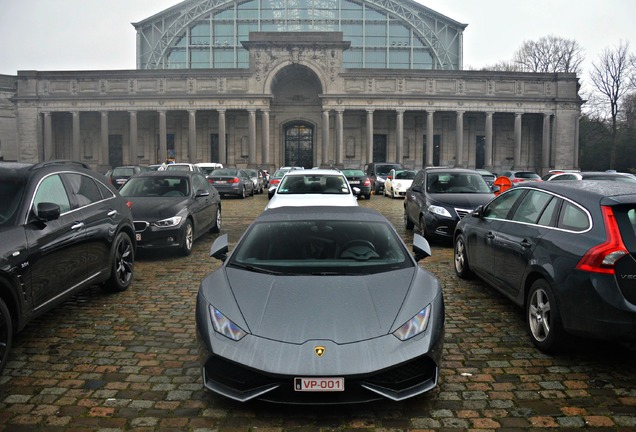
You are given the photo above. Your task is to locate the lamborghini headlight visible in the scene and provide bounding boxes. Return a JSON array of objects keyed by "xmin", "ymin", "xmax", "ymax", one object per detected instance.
[
  {"xmin": 153, "ymin": 216, "xmax": 182, "ymax": 228},
  {"xmin": 209, "ymin": 305, "xmax": 247, "ymax": 341},
  {"xmin": 393, "ymin": 305, "xmax": 431, "ymax": 341}
]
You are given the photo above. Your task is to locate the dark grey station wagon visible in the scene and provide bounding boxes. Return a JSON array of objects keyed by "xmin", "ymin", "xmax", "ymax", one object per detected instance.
[{"xmin": 453, "ymin": 180, "xmax": 636, "ymax": 353}]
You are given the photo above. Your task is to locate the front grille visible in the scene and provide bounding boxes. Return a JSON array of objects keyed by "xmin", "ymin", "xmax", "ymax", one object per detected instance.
[
  {"xmin": 455, "ymin": 208, "xmax": 472, "ymax": 219},
  {"xmin": 134, "ymin": 221, "xmax": 149, "ymax": 232}
]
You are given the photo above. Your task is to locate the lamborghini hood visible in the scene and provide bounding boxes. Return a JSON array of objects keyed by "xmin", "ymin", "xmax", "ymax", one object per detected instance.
[{"xmin": 224, "ymin": 267, "xmax": 417, "ymax": 344}]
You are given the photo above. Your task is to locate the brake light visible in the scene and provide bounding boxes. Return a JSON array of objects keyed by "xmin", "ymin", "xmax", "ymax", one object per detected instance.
[
  {"xmin": 363, "ymin": 179, "xmax": 371, "ymax": 186},
  {"xmin": 512, "ymin": 178, "xmax": 524, "ymax": 183},
  {"xmin": 576, "ymin": 206, "xmax": 628, "ymax": 274},
  {"xmin": 270, "ymin": 179, "xmax": 280, "ymax": 185},
  {"xmin": 229, "ymin": 177, "xmax": 240, "ymax": 183},
  {"xmin": 126, "ymin": 201, "xmax": 133, "ymax": 209}
]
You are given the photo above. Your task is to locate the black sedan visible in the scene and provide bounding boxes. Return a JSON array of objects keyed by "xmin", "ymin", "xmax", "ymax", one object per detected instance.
[
  {"xmin": 196, "ymin": 206, "xmax": 444, "ymax": 404},
  {"xmin": 0, "ymin": 160, "xmax": 136, "ymax": 374},
  {"xmin": 404, "ymin": 167, "xmax": 494, "ymax": 241},
  {"xmin": 453, "ymin": 181, "xmax": 636, "ymax": 353},
  {"xmin": 206, "ymin": 168, "xmax": 255, "ymax": 198},
  {"xmin": 341, "ymin": 168, "xmax": 372, "ymax": 200},
  {"xmin": 119, "ymin": 171, "xmax": 221, "ymax": 256}
]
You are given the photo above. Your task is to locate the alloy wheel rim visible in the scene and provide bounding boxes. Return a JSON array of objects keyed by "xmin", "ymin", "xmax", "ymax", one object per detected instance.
[
  {"xmin": 116, "ymin": 238, "xmax": 133, "ymax": 285},
  {"xmin": 185, "ymin": 224, "xmax": 193, "ymax": 250},
  {"xmin": 529, "ymin": 289, "xmax": 551, "ymax": 342},
  {"xmin": 454, "ymin": 240, "xmax": 465, "ymax": 272}
]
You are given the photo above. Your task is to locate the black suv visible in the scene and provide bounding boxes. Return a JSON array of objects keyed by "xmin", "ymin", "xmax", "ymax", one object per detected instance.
[
  {"xmin": 0, "ymin": 161, "xmax": 136, "ymax": 374},
  {"xmin": 364, "ymin": 162, "xmax": 403, "ymax": 194}
]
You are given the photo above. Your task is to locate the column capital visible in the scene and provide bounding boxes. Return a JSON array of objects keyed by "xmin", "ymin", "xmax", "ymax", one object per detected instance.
[
  {"xmin": 247, "ymin": 107, "xmax": 257, "ymax": 113},
  {"xmin": 335, "ymin": 108, "xmax": 345, "ymax": 114},
  {"xmin": 217, "ymin": 108, "xmax": 227, "ymax": 114},
  {"xmin": 395, "ymin": 108, "xmax": 405, "ymax": 114},
  {"xmin": 366, "ymin": 108, "xmax": 375, "ymax": 114}
]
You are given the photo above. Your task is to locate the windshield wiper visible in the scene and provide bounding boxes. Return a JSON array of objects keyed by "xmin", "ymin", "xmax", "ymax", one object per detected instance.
[{"xmin": 229, "ymin": 262, "xmax": 284, "ymax": 275}]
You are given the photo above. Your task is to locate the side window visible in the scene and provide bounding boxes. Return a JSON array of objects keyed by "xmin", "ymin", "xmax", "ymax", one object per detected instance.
[
  {"xmin": 65, "ymin": 173, "xmax": 102, "ymax": 208},
  {"xmin": 413, "ymin": 171, "xmax": 424, "ymax": 187},
  {"xmin": 558, "ymin": 202, "xmax": 589, "ymax": 231},
  {"xmin": 537, "ymin": 197, "xmax": 559, "ymax": 226},
  {"xmin": 193, "ymin": 174, "xmax": 209, "ymax": 192},
  {"xmin": 511, "ymin": 190, "xmax": 553, "ymax": 224},
  {"xmin": 96, "ymin": 181, "xmax": 115, "ymax": 199},
  {"xmin": 33, "ymin": 175, "xmax": 71, "ymax": 215},
  {"xmin": 483, "ymin": 188, "xmax": 525, "ymax": 220}
]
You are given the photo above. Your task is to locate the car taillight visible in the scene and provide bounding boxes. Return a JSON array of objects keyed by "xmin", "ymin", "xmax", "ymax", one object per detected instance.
[
  {"xmin": 207, "ymin": 179, "xmax": 214, "ymax": 184},
  {"xmin": 576, "ymin": 206, "xmax": 628, "ymax": 274},
  {"xmin": 363, "ymin": 179, "xmax": 371, "ymax": 186},
  {"xmin": 229, "ymin": 177, "xmax": 240, "ymax": 183},
  {"xmin": 270, "ymin": 179, "xmax": 280, "ymax": 185},
  {"xmin": 126, "ymin": 201, "xmax": 133, "ymax": 209},
  {"xmin": 512, "ymin": 178, "xmax": 524, "ymax": 183}
]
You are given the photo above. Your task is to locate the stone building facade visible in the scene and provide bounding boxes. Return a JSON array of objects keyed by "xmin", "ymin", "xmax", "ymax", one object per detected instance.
[{"xmin": 0, "ymin": 1, "xmax": 581, "ymax": 174}]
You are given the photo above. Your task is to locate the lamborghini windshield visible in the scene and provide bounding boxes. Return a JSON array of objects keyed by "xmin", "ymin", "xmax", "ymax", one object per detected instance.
[{"xmin": 229, "ymin": 220, "xmax": 413, "ymax": 275}]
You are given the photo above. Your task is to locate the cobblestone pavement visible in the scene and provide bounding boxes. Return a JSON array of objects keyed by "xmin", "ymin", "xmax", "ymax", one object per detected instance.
[{"xmin": 1, "ymin": 193, "xmax": 636, "ymax": 431}]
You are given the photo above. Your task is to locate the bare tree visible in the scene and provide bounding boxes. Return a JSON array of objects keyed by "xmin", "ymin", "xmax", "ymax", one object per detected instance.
[
  {"xmin": 512, "ymin": 35, "xmax": 584, "ymax": 74},
  {"xmin": 589, "ymin": 41, "xmax": 634, "ymax": 169},
  {"xmin": 479, "ymin": 60, "xmax": 521, "ymax": 72}
]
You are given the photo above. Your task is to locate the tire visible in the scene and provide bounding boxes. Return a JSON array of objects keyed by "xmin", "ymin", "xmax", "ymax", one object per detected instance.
[
  {"xmin": 404, "ymin": 208, "xmax": 414, "ymax": 230},
  {"xmin": 239, "ymin": 187, "xmax": 246, "ymax": 199},
  {"xmin": 454, "ymin": 233, "xmax": 474, "ymax": 279},
  {"xmin": 419, "ymin": 215, "xmax": 428, "ymax": 238},
  {"xmin": 210, "ymin": 206, "xmax": 222, "ymax": 233},
  {"xmin": 526, "ymin": 279, "xmax": 564, "ymax": 354},
  {"xmin": 249, "ymin": 185, "xmax": 255, "ymax": 196},
  {"xmin": 181, "ymin": 219, "xmax": 194, "ymax": 256},
  {"xmin": 365, "ymin": 193, "xmax": 371, "ymax": 200},
  {"xmin": 102, "ymin": 231, "xmax": 134, "ymax": 292},
  {"xmin": 0, "ymin": 297, "xmax": 13, "ymax": 375}
]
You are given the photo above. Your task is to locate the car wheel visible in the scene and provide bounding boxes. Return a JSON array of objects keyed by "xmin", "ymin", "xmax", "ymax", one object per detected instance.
[
  {"xmin": 0, "ymin": 297, "xmax": 13, "ymax": 375},
  {"xmin": 102, "ymin": 231, "xmax": 134, "ymax": 292},
  {"xmin": 526, "ymin": 279, "xmax": 564, "ymax": 353},
  {"xmin": 249, "ymin": 185, "xmax": 255, "ymax": 196},
  {"xmin": 365, "ymin": 193, "xmax": 371, "ymax": 200},
  {"xmin": 181, "ymin": 219, "xmax": 194, "ymax": 256},
  {"xmin": 210, "ymin": 206, "xmax": 222, "ymax": 233},
  {"xmin": 418, "ymin": 215, "xmax": 428, "ymax": 238},
  {"xmin": 239, "ymin": 187, "xmax": 246, "ymax": 199},
  {"xmin": 454, "ymin": 233, "xmax": 474, "ymax": 279},
  {"xmin": 404, "ymin": 208, "xmax": 414, "ymax": 230}
]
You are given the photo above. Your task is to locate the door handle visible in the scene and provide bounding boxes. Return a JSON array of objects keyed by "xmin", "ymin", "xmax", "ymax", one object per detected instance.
[
  {"xmin": 71, "ymin": 222, "xmax": 85, "ymax": 230},
  {"xmin": 107, "ymin": 210, "xmax": 118, "ymax": 218},
  {"xmin": 521, "ymin": 239, "xmax": 532, "ymax": 248},
  {"xmin": 486, "ymin": 232, "xmax": 495, "ymax": 239}
]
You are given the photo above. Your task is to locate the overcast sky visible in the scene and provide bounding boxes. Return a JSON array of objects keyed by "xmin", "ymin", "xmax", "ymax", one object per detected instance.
[{"xmin": 1, "ymin": 0, "xmax": 634, "ymax": 78}]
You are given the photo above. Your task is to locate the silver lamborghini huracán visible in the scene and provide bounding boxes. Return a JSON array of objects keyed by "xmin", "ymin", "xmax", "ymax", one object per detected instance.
[{"xmin": 195, "ymin": 206, "xmax": 445, "ymax": 404}]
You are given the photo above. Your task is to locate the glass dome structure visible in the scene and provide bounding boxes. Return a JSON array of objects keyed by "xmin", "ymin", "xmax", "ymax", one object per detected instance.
[{"xmin": 135, "ymin": 0, "xmax": 465, "ymax": 70}]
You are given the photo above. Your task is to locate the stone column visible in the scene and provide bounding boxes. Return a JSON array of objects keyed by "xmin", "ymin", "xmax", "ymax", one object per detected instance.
[
  {"xmin": 336, "ymin": 108, "xmax": 344, "ymax": 165},
  {"xmin": 366, "ymin": 109, "xmax": 374, "ymax": 164},
  {"xmin": 455, "ymin": 110, "xmax": 464, "ymax": 167},
  {"xmin": 43, "ymin": 111, "xmax": 53, "ymax": 161},
  {"xmin": 158, "ymin": 110, "xmax": 167, "ymax": 164},
  {"xmin": 129, "ymin": 110, "xmax": 138, "ymax": 165},
  {"xmin": 248, "ymin": 108, "xmax": 257, "ymax": 166},
  {"xmin": 261, "ymin": 109, "xmax": 270, "ymax": 166},
  {"xmin": 485, "ymin": 111, "xmax": 494, "ymax": 170},
  {"xmin": 101, "ymin": 111, "xmax": 109, "ymax": 167},
  {"xmin": 514, "ymin": 112, "xmax": 522, "ymax": 168},
  {"xmin": 542, "ymin": 113, "xmax": 551, "ymax": 172},
  {"xmin": 574, "ymin": 114, "xmax": 580, "ymax": 170},
  {"xmin": 425, "ymin": 110, "xmax": 435, "ymax": 166},
  {"xmin": 396, "ymin": 109, "xmax": 404, "ymax": 164},
  {"xmin": 188, "ymin": 109, "xmax": 197, "ymax": 163},
  {"xmin": 322, "ymin": 109, "xmax": 330, "ymax": 166},
  {"xmin": 218, "ymin": 109, "xmax": 226, "ymax": 165},
  {"xmin": 72, "ymin": 111, "xmax": 80, "ymax": 162}
]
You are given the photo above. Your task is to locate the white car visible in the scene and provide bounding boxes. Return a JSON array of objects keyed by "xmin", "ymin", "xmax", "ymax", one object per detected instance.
[
  {"xmin": 165, "ymin": 163, "xmax": 202, "ymax": 173},
  {"xmin": 195, "ymin": 162, "xmax": 224, "ymax": 177},
  {"xmin": 384, "ymin": 169, "xmax": 417, "ymax": 198},
  {"xmin": 266, "ymin": 169, "xmax": 359, "ymax": 209}
]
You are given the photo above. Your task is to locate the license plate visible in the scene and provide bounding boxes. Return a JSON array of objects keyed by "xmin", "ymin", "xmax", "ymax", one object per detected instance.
[
  {"xmin": 294, "ymin": 377, "xmax": 344, "ymax": 392},
  {"xmin": 349, "ymin": 180, "xmax": 360, "ymax": 184},
  {"xmin": 136, "ymin": 233, "xmax": 141, "ymax": 241},
  {"xmin": 215, "ymin": 180, "xmax": 227, "ymax": 184}
]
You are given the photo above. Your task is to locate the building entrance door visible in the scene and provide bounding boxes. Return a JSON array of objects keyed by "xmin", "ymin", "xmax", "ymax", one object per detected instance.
[
  {"xmin": 108, "ymin": 135, "xmax": 123, "ymax": 168},
  {"xmin": 285, "ymin": 123, "xmax": 313, "ymax": 168}
]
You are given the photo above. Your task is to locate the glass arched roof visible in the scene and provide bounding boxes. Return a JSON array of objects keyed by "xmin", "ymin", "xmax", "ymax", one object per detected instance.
[{"xmin": 134, "ymin": 0, "xmax": 466, "ymax": 70}]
